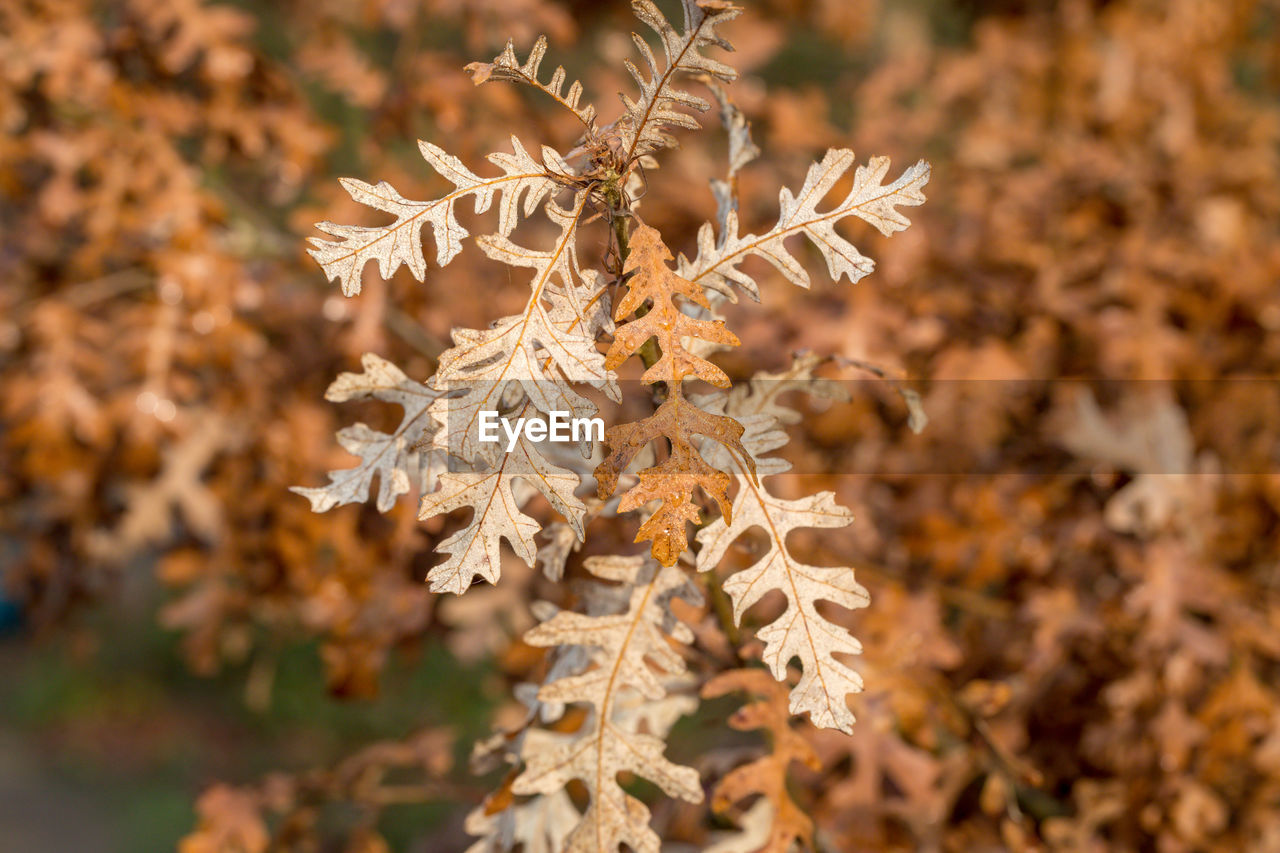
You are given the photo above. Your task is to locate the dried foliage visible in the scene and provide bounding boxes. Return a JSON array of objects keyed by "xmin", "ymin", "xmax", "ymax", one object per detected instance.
[
  {"xmin": 509, "ymin": 555, "xmax": 704, "ymax": 851},
  {"xmin": 7, "ymin": 0, "xmax": 1280, "ymax": 851},
  {"xmin": 696, "ymin": 355, "xmax": 869, "ymax": 733},
  {"xmin": 702, "ymin": 668, "xmax": 821, "ymax": 852},
  {"xmin": 595, "ymin": 224, "xmax": 754, "ymax": 566},
  {"xmin": 288, "ymin": 0, "xmax": 924, "ymax": 844}
]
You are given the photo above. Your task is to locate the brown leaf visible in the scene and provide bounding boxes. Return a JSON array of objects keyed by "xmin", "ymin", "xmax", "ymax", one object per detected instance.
[
  {"xmin": 595, "ymin": 225, "xmax": 754, "ymax": 565},
  {"xmin": 703, "ymin": 669, "xmax": 821, "ymax": 853}
]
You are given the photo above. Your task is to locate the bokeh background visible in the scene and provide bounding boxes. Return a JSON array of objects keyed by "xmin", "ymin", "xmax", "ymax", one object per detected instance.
[{"xmin": 3, "ymin": 0, "xmax": 1280, "ymax": 850}]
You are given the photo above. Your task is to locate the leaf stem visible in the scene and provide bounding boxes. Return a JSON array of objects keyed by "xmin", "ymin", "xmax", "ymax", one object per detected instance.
[
  {"xmin": 609, "ymin": 195, "xmax": 662, "ymax": 374},
  {"xmin": 703, "ymin": 566, "xmax": 742, "ymax": 651}
]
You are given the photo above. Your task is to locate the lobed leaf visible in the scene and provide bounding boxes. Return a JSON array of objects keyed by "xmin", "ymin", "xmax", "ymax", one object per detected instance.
[
  {"xmin": 595, "ymin": 225, "xmax": 753, "ymax": 565},
  {"xmin": 292, "ymin": 353, "xmax": 443, "ymax": 513},
  {"xmin": 467, "ymin": 36, "xmax": 598, "ymax": 131},
  {"xmin": 419, "ymin": 408, "xmax": 586, "ymax": 595},
  {"xmin": 510, "ymin": 555, "xmax": 704, "ymax": 852},
  {"xmin": 308, "ymin": 137, "xmax": 566, "ymax": 295},
  {"xmin": 615, "ymin": 0, "xmax": 741, "ymax": 159},
  {"xmin": 696, "ymin": 356, "xmax": 869, "ymax": 733},
  {"xmin": 703, "ymin": 669, "xmax": 822, "ymax": 853},
  {"xmin": 429, "ymin": 192, "xmax": 616, "ymax": 467},
  {"xmin": 680, "ymin": 151, "xmax": 930, "ymax": 300}
]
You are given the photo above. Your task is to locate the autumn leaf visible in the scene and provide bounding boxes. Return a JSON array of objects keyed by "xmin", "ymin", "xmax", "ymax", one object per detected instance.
[
  {"xmin": 703, "ymin": 668, "xmax": 822, "ymax": 853},
  {"xmin": 696, "ymin": 356, "xmax": 869, "ymax": 732},
  {"xmin": 292, "ymin": 353, "xmax": 443, "ymax": 513},
  {"xmin": 679, "ymin": 150, "xmax": 930, "ymax": 300},
  {"xmin": 419, "ymin": 404, "xmax": 586, "ymax": 595},
  {"xmin": 511, "ymin": 555, "xmax": 704, "ymax": 852},
  {"xmin": 467, "ymin": 36, "xmax": 598, "ymax": 132},
  {"xmin": 308, "ymin": 137, "xmax": 567, "ymax": 296},
  {"xmin": 595, "ymin": 224, "xmax": 754, "ymax": 565},
  {"xmin": 614, "ymin": 0, "xmax": 741, "ymax": 159},
  {"xmin": 88, "ymin": 411, "xmax": 238, "ymax": 562},
  {"xmin": 428, "ymin": 191, "xmax": 615, "ymax": 467}
]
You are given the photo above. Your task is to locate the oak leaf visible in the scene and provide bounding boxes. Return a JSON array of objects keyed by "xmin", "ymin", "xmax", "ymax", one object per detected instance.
[
  {"xmin": 419, "ymin": 407, "xmax": 586, "ymax": 595},
  {"xmin": 467, "ymin": 36, "xmax": 597, "ymax": 131},
  {"xmin": 696, "ymin": 356, "xmax": 869, "ymax": 732},
  {"xmin": 292, "ymin": 353, "xmax": 442, "ymax": 513},
  {"xmin": 512, "ymin": 555, "xmax": 703, "ymax": 852},
  {"xmin": 703, "ymin": 668, "xmax": 822, "ymax": 853},
  {"xmin": 615, "ymin": 0, "xmax": 741, "ymax": 159},
  {"xmin": 428, "ymin": 192, "xmax": 615, "ymax": 466},
  {"xmin": 88, "ymin": 411, "xmax": 238, "ymax": 561},
  {"xmin": 594, "ymin": 224, "xmax": 754, "ymax": 565},
  {"xmin": 680, "ymin": 150, "xmax": 930, "ymax": 300},
  {"xmin": 308, "ymin": 137, "xmax": 566, "ymax": 296}
]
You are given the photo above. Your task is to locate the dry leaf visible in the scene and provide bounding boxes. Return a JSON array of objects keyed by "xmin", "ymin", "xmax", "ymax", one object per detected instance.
[
  {"xmin": 292, "ymin": 353, "xmax": 442, "ymax": 513},
  {"xmin": 595, "ymin": 224, "xmax": 754, "ymax": 565},
  {"xmin": 309, "ymin": 137, "xmax": 565, "ymax": 296},
  {"xmin": 428, "ymin": 192, "xmax": 615, "ymax": 466},
  {"xmin": 680, "ymin": 151, "xmax": 930, "ymax": 299},
  {"xmin": 467, "ymin": 36, "xmax": 597, "ymax": 131},
  {"xmin": 612, "ymin": 0, "xmax": 741, "ymax": 159},
  {"xmin": 419, "ymin": 406, "xmax": 585, "ymax": 594},
  {"xmin": 703, "ymin": 668, "xmax": 822, "ymax": 852},
  {"xmin": 511, "ymin": 555, "xmax": 704, "ymax": 852},
  {"xmin": 696, "ymin": 356, "xmax": 869, "ymax": 732},
  {"xmin": 89, "ymin": 411, "xmax": 237, "ymax": 561}
]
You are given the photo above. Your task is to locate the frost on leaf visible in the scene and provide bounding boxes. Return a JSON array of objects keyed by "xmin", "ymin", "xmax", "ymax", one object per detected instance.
[
  {"xmin": 594, "ymin": 224, "xmax": 754, "ymax": 566},
  {"xmin": 308, "ymin": 137, "xmax": 565, "ymax": 295},
  {"xmin": 703, "ymin": 668, "xmax": 822, "ymax": 853},
  {"xmin": 511, "ymin": 554, "xmax": 703, "ymax": 852},
  {"xmin": 615, "ymin": 0, "xmax": 741, "ymax": 159},
  {"xmin": 695, "ymin": 355, "xmax": 869, "ymax": 732},
  {"xmin": 292, "ymin": 353, "xmax": 442, "ymax": 513},
  {"xmin": 680, "ymin": 150, "xmax": 930, "ymax": 300}
]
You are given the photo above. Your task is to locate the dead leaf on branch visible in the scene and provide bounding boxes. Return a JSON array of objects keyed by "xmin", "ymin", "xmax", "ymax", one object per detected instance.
[
  {"xmin": 616, "ymin": 0, "xmax": 741, "ymax": 160},
  {"xmin": 428, "ymin": 191, "xmax": 615, "ymax": 467},
  {"xmin": 308, "ymin": 136, "xmax": 569, "ymax": 296},
  {"xmin": 308, "ymin": 182, "xmax": 614, "ymax": 596},
  {"xmin": 510, "ymin": 554, "xmax": 704, "ymax": 852},
  {"xmin": 467, "ymin": 36, "xmax": 598, "ymax": 131},
  {"xmin": 419, "ymin": 404, "xmax": 586, "ymax": 595},
  {"xmin": 406, "ymin": 191, "xmax": 622, "ymax": 593},
  {"xmin": 703, "ymin": 668, "xmax": 822, "ymax": 853},
  {"xmin": 696, "ymin": 356, "xmax": 869, "ymax": 733},
  {"xmin": 679, "ymin": 150, "xmax": 930, "ymax": 300},
  {"xmin": 595, "ymin": 224, "xmax": 754, "ymax": 565},
  {"xmin": 291, "ymin": 353, "xmax": 443, "ymax": 513},
  {"xmin": 597, "ymin": 399, "xmax": 740, "ymax": 567}
]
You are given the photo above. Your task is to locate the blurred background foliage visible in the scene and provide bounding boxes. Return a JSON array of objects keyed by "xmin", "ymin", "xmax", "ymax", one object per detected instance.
[{"xmin": 3, "ymin": 0, "xmax": 1280, "ymax": 850}]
